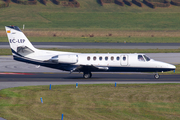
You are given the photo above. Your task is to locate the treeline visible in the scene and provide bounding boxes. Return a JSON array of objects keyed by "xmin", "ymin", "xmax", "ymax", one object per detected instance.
[
  {"xmin": 0, "ymin": 0, "xmax": 80, "ymax": 8},
  {"xmin": 11, "ymin": 0, "xmax": 37, "ymax": 5},
  {"xmin": 51, "ymin": 0, "xmax": 80, "ymax": 7},
  {"xmin": 1, "ymin": 0, "xmax": 180, "ymax": 9},
  {"xmin": 171, "ymin": 0, "xmax": 180, "ymax": 6},
  {"xmin": 0, "ymin": 2, "xmax": 9, "ymax": 8},
  {"xmin": 143, "ymin": 0, "xmax": 170, "ymax": 8},
  {"xmin": 99, "ymin": 0, "xmax": 180, "ymax": 8},
  {"xmin": 0, "ymin": 0, "xmax": 9, "ymax": 8}
]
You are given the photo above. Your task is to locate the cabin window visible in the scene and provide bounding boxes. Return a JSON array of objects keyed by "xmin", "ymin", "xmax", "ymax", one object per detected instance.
[
  {"xmin": 116, "ymin": 56, "xmax": 120, "ymax": 60},
  {"xmin": 99, "ymin": 56, "xmax": 102, "ymax": 61},
  {"xmin": 93, "ymin": 56, "xmax": 96, "ymax": 61},
  {"xmin": 105, "ymin": 56, "xmax": 108, "ymax": 61},
  {"xmin": 87, "ymin": 56, "xmax": 90, "ymax": 61},
  {"xmin": 123, "ymin": 56, "xmax": 126, "ymax": 61},
  {"xmin": 143, "ymin": 55, "xmax": 150, "ymax": 61},
  {"xmin": 111, "ymin": 56, "xmax": 114, "ymax": 61},
  {"xmin": 138, "ymin": 55, "xmax": 145, "ymax": 61}
]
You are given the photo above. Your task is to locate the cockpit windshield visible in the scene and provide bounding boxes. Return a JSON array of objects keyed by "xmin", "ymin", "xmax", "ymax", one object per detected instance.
[
  {"xmin": 143, "ymin": 55, "xmax": 151, "ymax": 61},
  {"xmin": 138, "ymin": 55, "xmax": 145, "ymax": 61}
]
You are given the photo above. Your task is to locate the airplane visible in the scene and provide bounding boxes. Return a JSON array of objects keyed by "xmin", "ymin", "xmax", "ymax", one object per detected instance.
[{"xmin": 5, "ymin": 25, "xmax": 176, "ymax": 79}]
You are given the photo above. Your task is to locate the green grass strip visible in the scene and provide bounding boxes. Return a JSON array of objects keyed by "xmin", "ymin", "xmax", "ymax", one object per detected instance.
[
  {"xmin": 1, "ymin": 37, "xmax": 180, "ymax": 43},
  {"xmin": 1, "ymin": 84, "xmax": 180, "ymax": 119}
]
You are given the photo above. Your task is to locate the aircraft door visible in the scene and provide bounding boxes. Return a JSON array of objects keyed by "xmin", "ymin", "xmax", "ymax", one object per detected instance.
[{"xmin": 120, "ymin": 55, "xmax": 128, "ymax": 66}]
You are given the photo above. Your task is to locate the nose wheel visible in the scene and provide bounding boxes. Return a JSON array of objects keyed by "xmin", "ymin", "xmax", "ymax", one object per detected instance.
[
  {"xmin": 154, "ymin": 73, "xmax": 160, "ymax": 79},
  {"xmin": 83, "ymin": 72, "xmax": 92, "ymax": 79}
]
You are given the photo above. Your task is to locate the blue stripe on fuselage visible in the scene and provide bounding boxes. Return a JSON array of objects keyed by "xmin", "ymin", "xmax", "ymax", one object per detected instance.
[{"xmin": 11, "ymin": 49, "xmax": 23, "ymax": 57}]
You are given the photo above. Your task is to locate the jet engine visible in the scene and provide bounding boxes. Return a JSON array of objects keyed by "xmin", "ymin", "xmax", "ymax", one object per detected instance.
[{"xmin": 49, "ymin": 54, "xmax": 78, "ymax": 64}]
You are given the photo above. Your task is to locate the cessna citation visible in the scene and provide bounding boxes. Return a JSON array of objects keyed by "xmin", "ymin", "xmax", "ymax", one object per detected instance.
[{"xmin": 5, "ymin": 26, "xmax": 176, "ymax": 79}]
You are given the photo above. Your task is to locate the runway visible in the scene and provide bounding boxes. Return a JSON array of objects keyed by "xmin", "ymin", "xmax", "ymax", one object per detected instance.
[
  {"xmin": 0, "ymin": 53, "xmax": 179, "ymax": 91},
  {"xmin": 0, "ymin": 52, "xmax": 179, "ymax": 86},
  {"xmin": 1, "ymin": 42, "xmax": 180, "ymax": 49},
  {"xmin": 0, "ymin": 72, "xmax": 180, "ymax": 81},
  {"xmin": 0, "ymin": 72, "xmax": 180, "ymax": 87},
  {"xmin": 0, "ymin": 72, "xmax": 180, "ymax": 92}
]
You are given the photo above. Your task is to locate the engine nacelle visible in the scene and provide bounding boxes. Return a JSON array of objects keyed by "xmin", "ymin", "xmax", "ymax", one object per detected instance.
[{"xmin": 50, "ymin": 54, "xmax": 78, "ymax": 64}]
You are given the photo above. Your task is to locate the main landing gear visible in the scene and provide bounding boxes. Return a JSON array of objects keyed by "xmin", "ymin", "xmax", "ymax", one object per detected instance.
[
  {"xmin": 82, "ymin": 72, "xmax": 160, "ymax": 79},
  {"xmin": 83, "ymin": 72, "xmax": 92, "ymax": 79},
  {"xmin": 154, "ymin": 73, "xmax": 160, "ymax": 79}
]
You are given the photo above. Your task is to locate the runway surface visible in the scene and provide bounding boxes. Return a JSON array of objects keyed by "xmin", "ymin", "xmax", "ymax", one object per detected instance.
[
  {"xmin": 0, "ymin": 72, "xmax": 180, "ymax": 87},
  {"xmin": 1, "ymin": 42, "xmax": 180, "ymax": 49},
  {"xmin": 0, "ymin": 53, "xmax": 179, "ymax": 90},
  {"xmin": 0, "ymin": 53, "xmax": 179, "ymax": 89}
]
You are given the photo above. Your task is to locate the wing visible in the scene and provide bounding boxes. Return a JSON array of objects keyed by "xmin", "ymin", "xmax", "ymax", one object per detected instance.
[{"xmin": 72, "ymin": 65, "xmax": 109, "ymax": 72}]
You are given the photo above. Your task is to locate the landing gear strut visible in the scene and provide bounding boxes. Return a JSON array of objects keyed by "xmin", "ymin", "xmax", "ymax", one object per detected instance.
[
  {"xmin": 154, "ymin": 73, "xmax": 160, "ymax": 79},
  {"xmin": 83, "ymin": 72, "xmax": 92, "ymax": 79}
]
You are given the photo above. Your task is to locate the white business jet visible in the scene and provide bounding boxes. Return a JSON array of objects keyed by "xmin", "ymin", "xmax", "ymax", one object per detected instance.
[{"xmin": 5, "ymin": 26, "xmax": 176, "ymax": 79}]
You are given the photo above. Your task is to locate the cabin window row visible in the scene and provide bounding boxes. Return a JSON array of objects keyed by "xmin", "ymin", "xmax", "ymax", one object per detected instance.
[{"xmin": 87, "ymin": 56, "xmax": 120, "ymax": 61}]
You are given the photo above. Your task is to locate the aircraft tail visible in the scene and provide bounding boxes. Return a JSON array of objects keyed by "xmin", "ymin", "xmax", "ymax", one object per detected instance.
[{"xmin": 5, "ymin": 26, "xmax": 37, "ymax": 57}]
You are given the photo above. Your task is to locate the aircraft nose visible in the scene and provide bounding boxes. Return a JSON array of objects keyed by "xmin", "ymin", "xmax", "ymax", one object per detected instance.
[
  {"xmin": 169, "ymin": 64, "xmax": 176, "ymax": 69},
  {"xmin": 165, "ymin": 63, "xmax": 176, "ymax": 70},
  {"xmin": 157, "ymin": 61, "xmax": 176, "ymax": 70}
]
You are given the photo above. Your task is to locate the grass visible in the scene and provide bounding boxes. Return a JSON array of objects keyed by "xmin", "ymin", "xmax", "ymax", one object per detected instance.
[
  {"xmin": 0, "ymin": 0, "xmax": 180, "ymax": 30},
  {"xmin": 0, "ymin": 1, "xmax": 5, "ymax": 4},
  {"xmin": 36, "ymin": 12, "xmax": 180, "ymax": 30},
  {"xmin": 2, "ymin": 36, "xmax": 180, "ymax": 43},
  {"xmin": 1, "ymin": 12, "xmax": 180, "ymax": 31},
  {"xmin": 1, "ymin": 84, "xmax": 180, "ymax": 119},
  {"xmin": 1, "ymin": 48, "xmax": 180, "ymax": 55},
  {"xmin": 1, "ymin": 0, "xmax": 180, "ymax": 43}
]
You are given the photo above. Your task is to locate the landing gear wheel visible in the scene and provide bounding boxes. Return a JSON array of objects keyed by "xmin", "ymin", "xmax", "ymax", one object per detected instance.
[
  {"xmin": 83, "ymin": 72, "xmax": 92, "ymax": 79},
  {"xmin": 154, "ymin": 73, "xmax": 160, "ymax": 79}
]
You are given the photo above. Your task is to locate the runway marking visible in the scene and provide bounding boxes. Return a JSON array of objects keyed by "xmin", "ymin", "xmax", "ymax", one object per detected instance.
[{"xmin": 0, "ymin": 72, "xmax": 34, "ymax": 75}]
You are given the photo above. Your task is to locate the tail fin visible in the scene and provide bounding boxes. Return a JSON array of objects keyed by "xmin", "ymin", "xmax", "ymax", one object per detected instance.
[{"xmin": 5, "ymin": 26, "xmax": 37, "ymax": 56}]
